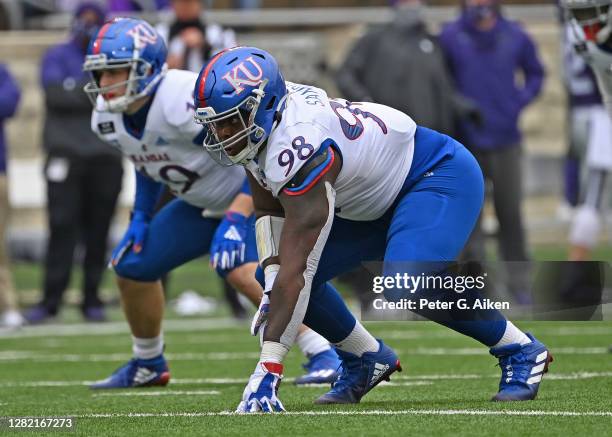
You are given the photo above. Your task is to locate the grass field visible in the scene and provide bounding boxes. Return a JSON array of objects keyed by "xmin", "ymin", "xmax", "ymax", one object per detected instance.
[
  {"xmin": 1, "ymin": 246, "xmax": 612, "ymax": 435},
  {"xmin": 1, "ymin": 318, "xmax": 611, "ymax": 435}
]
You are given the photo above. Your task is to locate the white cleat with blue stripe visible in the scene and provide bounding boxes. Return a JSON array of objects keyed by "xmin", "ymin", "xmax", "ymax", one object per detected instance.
[{"xmin": 489, "ymin": 333, "xmax": 553, "ymax": 401}]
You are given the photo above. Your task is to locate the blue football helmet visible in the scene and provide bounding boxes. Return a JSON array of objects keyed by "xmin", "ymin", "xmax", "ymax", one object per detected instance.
[
  {"xmin": 193, "ymin": 46, "xmax": 287, "ymax": 165},
  {"xmin": 83, "ymin": 17, "xmax": 167, "ymax": 113}
]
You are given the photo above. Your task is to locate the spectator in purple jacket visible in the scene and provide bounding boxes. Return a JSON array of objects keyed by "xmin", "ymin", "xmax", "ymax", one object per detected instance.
[
  {"xmin": 0, "ymin": 64, "xmax": 24, "ymax": 329},
  {"xmin": 439, "ymin": 0, "xmax": 545, "ymax": 303},
  {"xmin": 25, "ymin": 2, "xmax": 123, "ymax": 324}
]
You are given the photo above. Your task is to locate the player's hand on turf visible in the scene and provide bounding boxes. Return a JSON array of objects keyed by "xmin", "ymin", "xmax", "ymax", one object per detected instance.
[
  {"xmin": 210, "ymin": 212, "xmax": 248, "ymax": 272},
  {"xmin": 110, "ymin": 210, "xmax": 149, "ymax": 266},
  {"xmin": 236, "ymin": 362, "xmax": 285, "ymax": 413}
]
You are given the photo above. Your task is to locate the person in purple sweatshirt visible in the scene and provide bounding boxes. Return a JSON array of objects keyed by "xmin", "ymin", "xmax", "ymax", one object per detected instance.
[
  {"xmin": 0, "ymin": 64, "xmax": 24, "ymax": 329},
  {"xmin": 439, "ymin": 0, "xmax": 545, "ymax": 303},
  {"xmin": 25, "ymin": 2, "xmax": 123, "ymax": 324}
]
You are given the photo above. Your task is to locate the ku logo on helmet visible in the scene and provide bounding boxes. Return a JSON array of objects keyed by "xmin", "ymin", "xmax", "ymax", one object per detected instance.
[
  {"xmin": 222, "ymin": 56, "xmax": 264, "ymax": 94},
  {"xmin": 126, "ymin": 22, "xmax": 158, "ymax": 46}
]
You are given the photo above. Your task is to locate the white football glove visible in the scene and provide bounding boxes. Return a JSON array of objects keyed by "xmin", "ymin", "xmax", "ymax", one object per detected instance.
[
  {"xmin": 250, "ymin": 290, "xmax": 269, "ymax": 336},
  {"xmin": 236, "ymin": 362, "xmax": 285, "ymax": 413},
  {"xmin": 250, "ymin": 265, "xmax": 279, "ymax": 336}
]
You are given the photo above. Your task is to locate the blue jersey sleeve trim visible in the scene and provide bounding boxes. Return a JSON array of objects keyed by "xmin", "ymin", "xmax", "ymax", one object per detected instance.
[{"xmin": 282, "ymin": 139, "xmax": 339, "ymax": 196}]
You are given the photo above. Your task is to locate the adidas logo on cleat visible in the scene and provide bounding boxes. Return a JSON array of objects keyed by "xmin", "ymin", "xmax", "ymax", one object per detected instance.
[
  {"xmin": 526, "ymin": 351, "xmax": 549, "ymax": 385},
  {"xmin": 133, "ymin": 368, "xmax": 158, "ymax": 386},
  {"xmin": 370, "ymin": 362, "xmax": 390, "ymax": 385}
]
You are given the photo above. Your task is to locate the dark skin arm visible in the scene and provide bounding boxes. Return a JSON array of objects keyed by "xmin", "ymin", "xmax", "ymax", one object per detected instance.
[{"xmin": 252, "ymin": 156, "xmax": 342, "ymax": 343}]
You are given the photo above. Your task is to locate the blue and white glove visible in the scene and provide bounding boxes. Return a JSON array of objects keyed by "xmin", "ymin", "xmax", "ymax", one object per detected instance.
[
  {"xmin": 251, "ymin": 265, "xmax": 279, "ymax": 336},
  {"xmin": 210, "ymin": 211, "xmax": 249, "ymax": 272},
  {"xmin": 110, "ymin": 210, "xmax": 149, "ymax": 266},
  {"xmin": 236, "ymin": 362, "xmax": 285, "ymax": 413}
]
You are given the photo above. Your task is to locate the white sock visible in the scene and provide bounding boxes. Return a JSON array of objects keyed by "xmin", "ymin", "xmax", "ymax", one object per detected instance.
[
  {"xmin": 132, "ymin": 334, "xmax": 164, "ymax": 360},
  {"xmin": 334, "ymin": 321, "xmax": 379, "ymax": 357},
  {"xmin": 493, "ymin": 321, "xmax": 531, "ymax": 348},
  {"xmin": 296, "ymin": 329, "xmax": 331, "ymax": 358}
]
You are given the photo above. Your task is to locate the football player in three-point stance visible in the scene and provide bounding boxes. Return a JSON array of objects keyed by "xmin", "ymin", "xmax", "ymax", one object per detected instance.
[
  {"xmin": 193, "ymin": 46, "xmax": 553, "ymax": 413},
  {"xmin": 82, "ymin": 18, "xmax": 340, "ymax": 389}
]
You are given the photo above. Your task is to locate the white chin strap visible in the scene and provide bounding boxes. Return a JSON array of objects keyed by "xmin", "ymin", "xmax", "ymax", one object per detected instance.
[{"xmin": 97, "ymin": 95, "xmax": 131, "ymax": 113}]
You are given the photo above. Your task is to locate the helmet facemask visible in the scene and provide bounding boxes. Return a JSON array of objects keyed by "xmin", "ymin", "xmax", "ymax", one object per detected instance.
[
  {"xmin": 566, "ymin": 2, "xmax": 612, "ymax": 45},
  {"xmin": 83, "ymin": 34, "xmax": 167, "ymax": 113},
  {"xmin": 195, "ymin": 80, "xmax": 268, "ymax": 166}
]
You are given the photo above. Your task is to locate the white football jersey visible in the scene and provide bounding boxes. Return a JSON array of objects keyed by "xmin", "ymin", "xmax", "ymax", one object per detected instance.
[
  {"xmin": 92, "ymin": 69, "xmax": 245, "ymax": 214},
  {"xmin": 246, "ymin": 82, "xmax": 416, "ymax": 221}
]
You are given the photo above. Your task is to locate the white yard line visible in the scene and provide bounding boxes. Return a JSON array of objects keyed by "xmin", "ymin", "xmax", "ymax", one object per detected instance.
[
  {"xmin": 377, "ymin": 326, "xmax": 612, "ymax": 339},
  {"xmin": 396, "ymin": 347, "xmax": 609, "ymax": 355},
  {"xmin": 0, "ymin": 346, "xmax": 606, "ymax": 363},
  {"xmin": 0, "ymin": 318, "xmax": 242, "ymax": 339},
  {"xmin": 2, "ymin": 321, "xmax": 609, "ymax": 340},
  {"xmin": 3, "ymin": 371, "xmax": 612, "ymax": 388},
  {"xmin": 0, "ymin": 351, "xmax": 260, "ymax": 362},
  {"xmin": 378, "ymin": 381, "xmax": 434, "ymax": 387},
  {"xmin": 72, "ymin": 409, "xmax": 612, "ymax": 418},
  {"xmin": 92, "ymin": 390, "xmax": 220, "ymax": 397}
]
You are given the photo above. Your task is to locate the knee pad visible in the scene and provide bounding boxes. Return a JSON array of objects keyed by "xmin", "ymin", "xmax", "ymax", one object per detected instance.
[{"xmin": 569, "ymin": 206, "xmax": 601, "ymax": 248}]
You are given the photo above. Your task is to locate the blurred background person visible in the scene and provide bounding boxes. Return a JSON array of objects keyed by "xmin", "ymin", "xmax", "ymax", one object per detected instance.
[
  {"xmin": 26, "ymin": 2, "xmax": 123, "ymax": 324},
  {"xmin": 157, "ymin": 0, "xmax": 236, "ymax": 72},
  {"xmin": 108, "ymin": 0, "xmax": 170, "ymax": 13},
  {"xmin": 560, "ymin": 17, "xmax": 612, "ymax": 261},
  {"xmin": 336, "ymin": 0, "xmax": 480, "ymax": 137},
  {"xmin": 335, "ymin": 0, "xmax": 481, "ymax": 304},
  {"xmin": 0, "ymin": 63, "xmax": 24, "ymax": 329},
  {"xmin": 440, "ymin": 0, "xmax": 545, "ymax": 303},
  {"xmin": 232, "ymin": 0, "xmax": 261, "ymax": 10}
]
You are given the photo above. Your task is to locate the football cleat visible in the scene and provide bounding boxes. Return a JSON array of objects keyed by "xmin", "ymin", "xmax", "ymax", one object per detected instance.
[
  {"xmin": 490, "ymin": 333, "xmax": 553, "ymax": 401},
  {"xmin": 314, "ymin": 340, "xmax": 401, "ymax": 404},
  {"xmin": 90, "ymin": 355, "xmax": 170, "ymax": 389},
  {"xmin": 294, "ymin": 349, "xmax": 342, "ymax": 385},
  {"xmin": 82, "ymin": 306, "xmax": 106, "ymax": 323},
  {"xmin": 24, "ymin": 305, "xmax": 56, "ymax": 325}
]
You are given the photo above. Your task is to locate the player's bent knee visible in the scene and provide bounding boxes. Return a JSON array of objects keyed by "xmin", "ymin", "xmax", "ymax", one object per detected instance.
[{"xmin": 113, "ymin": 258, "xmax": 161, "ymax": 283}]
